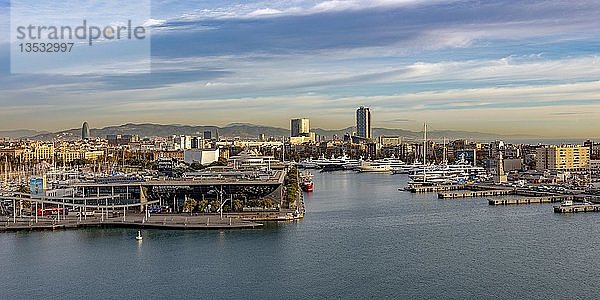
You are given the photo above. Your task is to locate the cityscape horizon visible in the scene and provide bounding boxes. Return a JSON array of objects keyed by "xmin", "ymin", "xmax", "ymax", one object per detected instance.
[
  {"xmin": 1, "ymin": 1, "xmax": 600, "ymax": 137},
  {"xmin": 1, "ymin": 120, "xmax": 599, "ymax": 141}
]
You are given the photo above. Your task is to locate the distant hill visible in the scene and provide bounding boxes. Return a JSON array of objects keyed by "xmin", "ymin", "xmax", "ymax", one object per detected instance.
[
  {"xmin": 29, "ymin": 123, "xmax": 288, "ymax": 141},
  {"xmin": 0, "ymin": 129, "xmax": 48, "ymax": 139},
  {"xmin": 26, "ymin": 123, "xmax": 535, "ymax": 141}
]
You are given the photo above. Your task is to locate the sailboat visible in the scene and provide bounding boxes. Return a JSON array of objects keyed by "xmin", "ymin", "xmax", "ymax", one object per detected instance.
[{"xmin": 135, "ymin": 231, "xmax": 143, "ymax": 241}]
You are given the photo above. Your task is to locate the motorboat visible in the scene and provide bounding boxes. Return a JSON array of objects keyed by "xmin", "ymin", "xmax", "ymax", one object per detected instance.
[{"xmin": 301, "ymin": 172, "xmax": 314, "ymax": 192}]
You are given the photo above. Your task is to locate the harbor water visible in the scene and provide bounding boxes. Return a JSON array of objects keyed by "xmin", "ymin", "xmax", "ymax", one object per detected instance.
[{"xmin": 1, "ymin": 172, "xmax": 600, "ymax": 299}]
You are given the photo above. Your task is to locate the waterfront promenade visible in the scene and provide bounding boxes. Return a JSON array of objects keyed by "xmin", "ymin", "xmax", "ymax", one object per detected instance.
[{"xmin": 0, "ymin": 214, "xmax": 264, "ymax": 231}]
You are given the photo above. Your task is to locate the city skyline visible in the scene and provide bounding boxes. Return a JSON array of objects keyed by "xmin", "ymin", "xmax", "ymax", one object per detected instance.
[{"xmin": 1, "ymin": 1, "xmax": 600, "ymax": 137}]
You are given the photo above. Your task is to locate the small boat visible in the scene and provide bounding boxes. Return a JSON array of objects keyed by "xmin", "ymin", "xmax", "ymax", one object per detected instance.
[
  {"xmin": 561, "ymin": 200, "xmax": 573, "ymax": 206},
  {"xmin": 301, "ymin": 172, "xmax": 314, "ymax": 192},
  {"xmin": 135, "ymin": 231, "xmax": 143, "ymax": 240}
]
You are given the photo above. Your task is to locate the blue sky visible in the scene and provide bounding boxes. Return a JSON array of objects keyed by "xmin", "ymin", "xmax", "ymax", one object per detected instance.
[{"xmin": 0, "ymin": 0, "xmax": 599, "ymax": 137}]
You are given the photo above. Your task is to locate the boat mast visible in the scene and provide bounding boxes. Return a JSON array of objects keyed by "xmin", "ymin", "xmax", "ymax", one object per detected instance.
[
  {"xmin": 443, "ymin": 137, "xmax": 447, "ymax": 165},
  {"xmin": 423, "ymin": 123, "xmax": 427, "ymax": 183},
  {"xmin": 423, "ymin": 122, "xmax": 427, "ymax": 165},
  {"xmin": 282, "ymin": 136, "xmax": 285, "ymax": 162}
]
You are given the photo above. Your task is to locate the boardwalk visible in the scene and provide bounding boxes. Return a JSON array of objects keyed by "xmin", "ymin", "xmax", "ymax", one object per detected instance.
[{"xmin": 0, "ymin": 214, "xmax": 264, "ymax": 231}]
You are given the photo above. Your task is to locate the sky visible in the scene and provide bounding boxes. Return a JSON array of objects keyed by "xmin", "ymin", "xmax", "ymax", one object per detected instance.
[{"xmin": 0, "ymin": 0, "xmax": 599, "ymax": 137}]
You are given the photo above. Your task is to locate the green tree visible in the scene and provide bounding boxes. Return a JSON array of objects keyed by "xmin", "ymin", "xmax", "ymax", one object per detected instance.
[
  {"xmin": 182, "ymin": 198, "xmax": 197, "ymax": 213},
  {"xmin": 198, "ymin": 200, "xmax": 209, "ymax": 213},
  {"xmin": 217, "ymin": 157, "xmax": 228, "ymax": 165},
  {"xmin": 232, "ymin": 199, "xmax": 244, "ymax": 212},
  {"xmin": 190, "ymin": 162, "xmax": 204, "ymax": 170},
  {"xmin": 209, "ymin": 200, "xmax": 221, "ymax": 212},
  {"xmin": 262, "ymin": 198, "xmax": 275, "ymax": 208}
]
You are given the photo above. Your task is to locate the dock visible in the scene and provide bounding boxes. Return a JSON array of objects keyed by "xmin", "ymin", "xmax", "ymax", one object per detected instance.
[
  {"xmin": 438, "ymin": 189, "xmax": 513, "ymax": 199},
  {"xmin": 554, "ymin": 204, "xmax": 600, "ymax": 213},
  {"xmin": 404, "ymin": 184, "xmax": 466, "ymax": 193},
  {"xmin": 489, "ymin": 196, "xmax": 571, "ymax": 205}
]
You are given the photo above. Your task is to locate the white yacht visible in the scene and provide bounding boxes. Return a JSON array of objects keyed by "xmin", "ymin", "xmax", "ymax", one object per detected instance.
[
  {"xmin": 392, "ymin": 162, "xmax": 424, "ymax": 174},
  {"xmin": 356, "ymin": 161, "xmax": 393, "ymax": 173},
  {"xmin": 408, "ymin": 159, "xmax": 489, "ymax": 185},
  {"xmin": 355, "ymin": 157, "xmax": 406, "ymax": 173},
  {"xmin": 299, "ymin": 154, "xmax": 360, "ymax": 171}
]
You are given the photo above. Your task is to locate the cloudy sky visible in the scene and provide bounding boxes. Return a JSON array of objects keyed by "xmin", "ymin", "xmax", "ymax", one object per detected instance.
[{"xmin": 0, "ymin": 0, "xmax": 599, "ymax": 137}]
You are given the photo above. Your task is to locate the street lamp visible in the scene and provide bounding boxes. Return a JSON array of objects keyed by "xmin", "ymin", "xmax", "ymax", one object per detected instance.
[
  {"xmin": 208, "ymin": 187, "xmax": 229, "ymax": 220},
  {"xmin": 219, "ymin": 197, "xmax": 231, "ymax": 220}
]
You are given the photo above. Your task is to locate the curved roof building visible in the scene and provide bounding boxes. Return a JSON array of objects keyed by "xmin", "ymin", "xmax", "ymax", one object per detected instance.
[{"xmin": 82, "ymin": 121, "xmax": 90, "ymax": 140}]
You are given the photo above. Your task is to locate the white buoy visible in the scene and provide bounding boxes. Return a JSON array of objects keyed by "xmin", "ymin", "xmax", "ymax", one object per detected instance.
[{"xmin": 135, "ymin": 230, "xmax": 143, "ymax": 241}]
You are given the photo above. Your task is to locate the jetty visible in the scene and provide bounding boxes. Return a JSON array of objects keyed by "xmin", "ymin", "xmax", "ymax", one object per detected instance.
[
  {"xmin": 404, "ymin": 184, "xmax": 466, "ymax": 193},
  {"xmin": 489, "ymin": 195, "xmax": 571, "ymax": 205},
  {"xmin": 438, "ymin": 189, "xmax": 513, "ymax": 199},
  {"xmin": 553, "ymin": 203, "xmax": 600, "ymax": 213}
]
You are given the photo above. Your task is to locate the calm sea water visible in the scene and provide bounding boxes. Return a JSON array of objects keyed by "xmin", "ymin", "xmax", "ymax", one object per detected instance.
[{"xmin": 2, "ymin": 172, "xmax": 600, "ymax": 299}]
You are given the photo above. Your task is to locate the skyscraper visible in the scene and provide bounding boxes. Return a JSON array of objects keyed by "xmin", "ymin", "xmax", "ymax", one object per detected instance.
[
  {"xmin": 81, "ymin": 121, "xmax": 90, "ymax": 140},
  {"xmin": 203, "ymin": 130, "xmax": 212, "ymax": 140},
  {"xmin": 356, "ymin": 106, "xmax": 371, "ymax": 139},
  {"xmin": 290, "ymin": 118, "xmax": 310, "ymax": 137}
]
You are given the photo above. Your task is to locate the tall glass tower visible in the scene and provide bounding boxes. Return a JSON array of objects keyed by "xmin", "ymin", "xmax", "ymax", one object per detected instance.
[
  {"xmin": 356, "ymin": 106, "xmax": 371, "ymax": 139},
  {"xmin": 81, "ymin": 121, "xmax": 90, "ymax": 140}
]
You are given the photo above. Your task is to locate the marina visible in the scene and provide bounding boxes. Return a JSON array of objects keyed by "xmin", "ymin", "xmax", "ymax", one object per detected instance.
[{"xmin": 3, "ymin": 171, "xmax": 600, "ymax": 300}]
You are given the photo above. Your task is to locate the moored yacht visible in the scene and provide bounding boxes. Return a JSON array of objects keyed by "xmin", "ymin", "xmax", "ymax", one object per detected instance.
[{"xmin": 356, "ymin": 161, "xmax": 393, "ymax": 173}]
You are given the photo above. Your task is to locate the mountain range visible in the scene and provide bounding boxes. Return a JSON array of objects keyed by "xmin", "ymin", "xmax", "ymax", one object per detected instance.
[{"xmin": 0, "ymin": 123, "xmax": 537, "ymax": 141}]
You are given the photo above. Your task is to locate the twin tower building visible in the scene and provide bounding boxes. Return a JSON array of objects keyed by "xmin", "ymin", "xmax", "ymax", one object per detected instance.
[{"xmin": 290, "ymin": 106, "xmax": 372, "ymax": 143}]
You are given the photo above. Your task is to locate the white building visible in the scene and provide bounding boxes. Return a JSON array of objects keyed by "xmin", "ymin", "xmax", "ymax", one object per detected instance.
[
  {"xmin": 183, "ymin": 148, "xmax": 220, "ymax": 165},
  {"xmin": 175, "ymin": 135, "xmax": 192, "ymax": 150}
]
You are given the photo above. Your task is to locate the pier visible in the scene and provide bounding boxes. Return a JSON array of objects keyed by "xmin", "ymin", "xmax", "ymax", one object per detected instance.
[
  {"xmin": 489, "ymin": 196, "xmax": 571, "ymax": 205},
  {"xmin": 404, "ymin": 184, "xmax": 466, "ymax": 193},
  {"xmin": 438, "ymin": 189, "xmax": 513, "ymax": 199},
  {"xmin": 553, "ymin": 204, "xmax": 600, "ymax": 213}
]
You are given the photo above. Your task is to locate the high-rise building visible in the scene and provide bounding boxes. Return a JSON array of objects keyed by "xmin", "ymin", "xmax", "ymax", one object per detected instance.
[
  {"xmin": 356, "ymin": 106, "xmax": 371, "ymax": 139},
  {"xmin": 81, "ymin": 121, "xmax": 90, "ymax": 140},
  {"xmin": 203, "ymin": 130, "xmax": 212, "ymax": 140},
  {"xmin": 290, "ymin": 118, "xmax": 310, "ymax": 137},
  {"xmin": 536, "ymin": 145, "xmax": 590, "ymax": 171},
  {"xmin": 191, "ymin": 137, "xmax": 203, "ymax": 149},
  {"xmin": 175, "ymin": 135, "xmax": 192, "ymax": 150}
]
